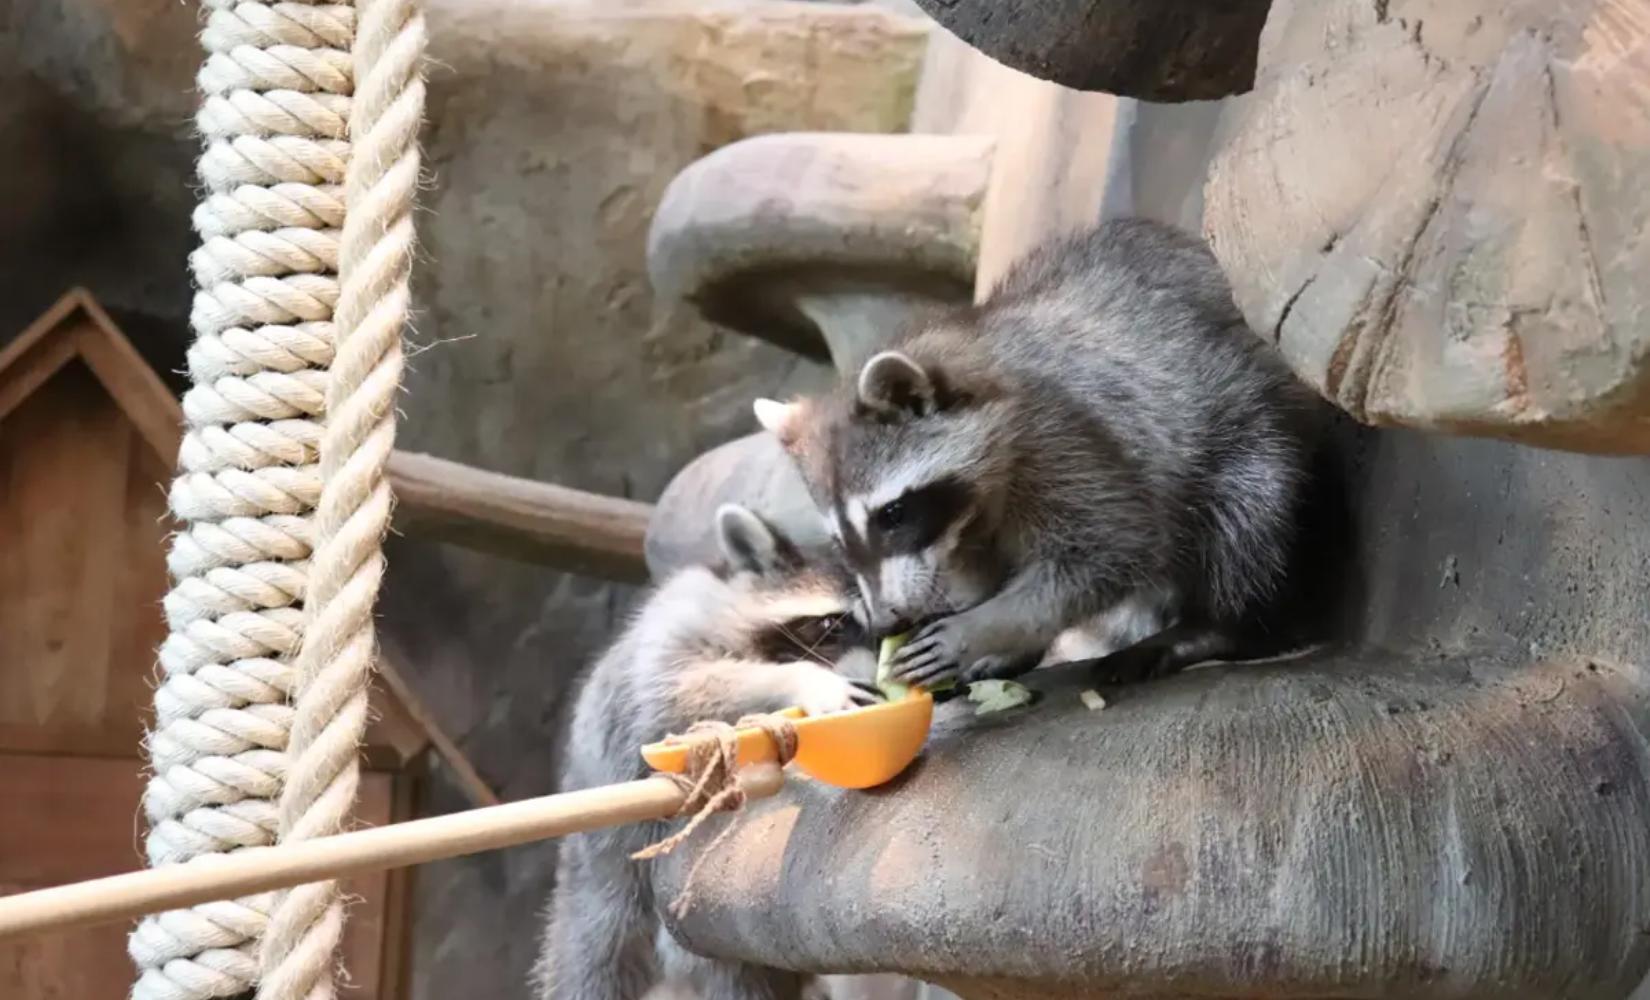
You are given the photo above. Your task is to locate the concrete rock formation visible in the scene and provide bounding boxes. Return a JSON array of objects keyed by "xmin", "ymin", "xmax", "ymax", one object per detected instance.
[
  {"xmin": 909, "ymin": 0, "xmax": 1275, "ymax": 101},
  {"xmin": 655, "ymin": 647, "xmax": 1650, "ymax": 999},
  {"xmin": 648, "ymin": 131, "xmax": 991, "ymax": 368},
  {"xmin": 1204, "ymin": 0, "xmax": 1650, "ymax": 454}
]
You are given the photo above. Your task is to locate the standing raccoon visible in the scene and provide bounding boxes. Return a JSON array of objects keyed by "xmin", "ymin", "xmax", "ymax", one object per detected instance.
[
  {"xmin": 535, "ymin": 504, "xmax": 879, "ymax": 1000},
  {"xmin": 754, "ymin": 218, "xmax": 1317, "ymax": 688}
]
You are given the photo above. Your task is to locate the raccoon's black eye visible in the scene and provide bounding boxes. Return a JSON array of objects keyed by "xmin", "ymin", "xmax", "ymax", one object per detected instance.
[
  {"xmin": 868, "ymin": 477, "xmax": 973, "ymax": 555},
  {"xmin": 873, "ymin": 498, "xmax": 907, "ymax": 531}
]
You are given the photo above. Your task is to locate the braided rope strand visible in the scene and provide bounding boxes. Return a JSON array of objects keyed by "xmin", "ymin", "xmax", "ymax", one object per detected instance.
[
  {"xmin": 257, "ymin": 0, "xmax": 424, "ymax": 997},
  {"xmin": 133, "ymin": 0, "xmax": 358, "ymax": 996}
]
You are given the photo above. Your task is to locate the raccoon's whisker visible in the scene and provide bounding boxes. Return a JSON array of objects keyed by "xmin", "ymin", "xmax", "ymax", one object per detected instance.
[
  {"xmin": 776, "ymin": 621, "xmax": 833, "ymax": 668},
  {"xmin": 804, "ymin": 614, "xmax": 854, "ymax": 663}
]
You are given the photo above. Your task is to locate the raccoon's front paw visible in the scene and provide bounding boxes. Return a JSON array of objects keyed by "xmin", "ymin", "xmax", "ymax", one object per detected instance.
[
  {"xmin": 887, "ymin": 618, "xmax": 969, "ymax": 688},
  {"xmin": 893, "ymin": 616, "xmax": 1039, "ymax": 689},
  {"xmin": 792, "ymin": 667, "xmax": 883, "ymax": 717}
]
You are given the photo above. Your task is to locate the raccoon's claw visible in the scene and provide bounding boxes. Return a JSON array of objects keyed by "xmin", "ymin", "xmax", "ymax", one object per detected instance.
[{"xmin": 888, "ymin": 621, "xmax": 964, "ymax": 688}]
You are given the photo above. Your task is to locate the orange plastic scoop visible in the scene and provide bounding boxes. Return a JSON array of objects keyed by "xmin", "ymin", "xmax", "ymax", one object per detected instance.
[{"xmin": 640, "ymin": 690, "xmax": 934, "ymax": 790}]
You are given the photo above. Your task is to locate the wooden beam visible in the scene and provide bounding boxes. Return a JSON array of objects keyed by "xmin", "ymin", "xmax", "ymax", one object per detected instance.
[{"xmin": 386, "ymin": 450, "xmax": 652, "ymax": 584}]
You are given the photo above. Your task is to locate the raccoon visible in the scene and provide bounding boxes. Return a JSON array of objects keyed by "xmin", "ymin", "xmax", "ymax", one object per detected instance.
[
  {"xmin": 534, "ymin": 503, "xmax": 880, "ymax": 1000},
  {"xmin": 753, "ymin": 218, "xmax": 1318, "ymax": 689}
]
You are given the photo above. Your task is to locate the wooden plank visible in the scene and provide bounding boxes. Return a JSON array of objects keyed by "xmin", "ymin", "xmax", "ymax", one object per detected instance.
[
  {"xmin": 0, "ymin": 332, "xmax": 78, "ymax": 427},
  {"xmin": 0, "ymin": 362, "xmax": 143, "ymax": 750},
  {"xmin": 111, "ymin": 428, "xmax": 171, "ymax": 742},
  {"xmin": 386, "ymin": 449, "xmax": 653, "ymax": 583},
  {"xmin": 339, "ymin": 771, "xmax": 396, "ymax": 999},
  {"xmin": 0, "ymin": 290, "xmax": 183, "ymax": 464},
  {"xmin": 73, "ymin": 308, "xmax": 185, "ymax": 464},
  {"xmin": 375, "ymin": 774, "xmax": 419, "ymax": 1000},
  {"xmin": 0, "ymin": 755, "xmax": 169, "ymax": 1000},
  {"xmin": 0, "ymin": 755, "xmax": 147, "ymax": 886},
  {"xmin": 0, "ymin": 289, "xmax": 90, "ymax": 390}
]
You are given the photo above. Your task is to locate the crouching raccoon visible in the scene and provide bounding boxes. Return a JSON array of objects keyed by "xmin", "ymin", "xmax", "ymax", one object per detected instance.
[
  {"xmin": 755, "ymin": 218, "xmax": 1321, "ymax": 689},
  {"xmin": 534, "ymin": 504, "xmax": 879, "ymax": 1000}
]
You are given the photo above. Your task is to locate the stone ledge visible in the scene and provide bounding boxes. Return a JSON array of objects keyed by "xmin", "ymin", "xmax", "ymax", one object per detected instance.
[{"xmin": 653, "ymin": 646, "xmax": 1650, "ymax": 999}]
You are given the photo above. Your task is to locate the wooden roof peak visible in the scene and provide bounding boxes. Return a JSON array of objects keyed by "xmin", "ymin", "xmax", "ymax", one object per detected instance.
[{"xmin": 0, "ymin": 288, "xmax": 184, "ymax": 463}]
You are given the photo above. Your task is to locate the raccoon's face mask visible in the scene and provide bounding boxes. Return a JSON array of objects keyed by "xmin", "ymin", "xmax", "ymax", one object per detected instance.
[
  {"xmin": 754, "ymin": 351, "xmax": 1009, "ymax": 634},
  {"xmin": 713, "ymin": 502, "xmax": 872, "ymax": 667}
]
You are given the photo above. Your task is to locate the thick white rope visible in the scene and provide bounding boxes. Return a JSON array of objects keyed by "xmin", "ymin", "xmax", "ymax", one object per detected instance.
[
  {"xmin": 133, "ymin": 0, "xmax": 420, "ymax": 997},
  {"xmin": 133, "ymin": 2, "xmax": 350, "ymax": 996},
  {"xmin": 255, "ymin": 0, "xmax": 423, "ymax": 997}
]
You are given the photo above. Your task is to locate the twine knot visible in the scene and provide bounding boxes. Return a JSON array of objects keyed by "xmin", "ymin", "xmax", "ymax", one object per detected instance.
[
  {"xmin": 631, "ymin": 713, "xmax": 798, "ymax": 918},
  {"xmin": 632, "ymin": 713, "xmax": 798, "ymax": 862}
]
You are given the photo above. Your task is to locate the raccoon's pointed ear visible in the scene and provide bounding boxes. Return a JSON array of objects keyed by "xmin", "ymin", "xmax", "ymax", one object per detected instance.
[
  {"xmin": 715, "ymin": 503, "xmax": 801, "ymax": 576},
  {"xmin": 753, "ymin": 397, "xmax": 805, "ymax": 449},
  {"xmin": 857, "ymin": 351, "xmax": 936, "ymax": 418}
]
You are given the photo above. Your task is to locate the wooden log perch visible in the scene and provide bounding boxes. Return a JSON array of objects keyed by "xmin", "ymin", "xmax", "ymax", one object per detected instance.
[
  {"xmin": 908, "ymin": 0, "xmax": 1274, "ymax": 102},
  {"xmin": 387, "ymin": 450, "xmax": 653, "ymax": 583},
  {"xmin": 652, "ymin": 646, "xmax": 1650, "ymax": 1000}
]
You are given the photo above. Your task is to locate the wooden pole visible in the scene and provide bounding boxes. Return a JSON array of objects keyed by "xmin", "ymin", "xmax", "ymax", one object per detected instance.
[
  {"xmin": 0, "ymin": 765, "xmax": 782, "ymax": 942},
  {"xmin": 387, "ymin": 450, "xmax": 655, "ymax": 583}
]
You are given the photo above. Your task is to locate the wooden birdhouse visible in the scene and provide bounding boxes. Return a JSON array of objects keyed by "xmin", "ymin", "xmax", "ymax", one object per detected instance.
[{"xmin": 0, "ymin": 290, "xmax": 492, "ymax": 999}]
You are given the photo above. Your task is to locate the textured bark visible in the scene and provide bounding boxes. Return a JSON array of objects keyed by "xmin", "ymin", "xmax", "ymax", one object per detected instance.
[
  {"xmin": 1204, "ymin": 0, "xmax": 1650, "ymax": 454},
  {"xmin": 908, "ymin": 0, "xmax": 1274, "ymax": 101},
  {"xmin": 653, "ymin": 647, "xmax": 1650, "ymax": 999}
]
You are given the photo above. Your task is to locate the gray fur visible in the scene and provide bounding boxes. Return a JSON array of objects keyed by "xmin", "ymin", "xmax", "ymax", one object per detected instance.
[
  {"xmin": 765, "ymin": 218, "xmax": 1316, "ymax": 687},
  {"xmin": 535, "ymin": 507, "xmax": 877, "ymax": 1000}
]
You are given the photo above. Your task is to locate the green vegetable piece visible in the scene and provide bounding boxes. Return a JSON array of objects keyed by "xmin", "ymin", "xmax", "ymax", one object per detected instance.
[
  {"xmin": 967, "ymin": 679, "xmax": 1033, "ymax": 715},
  {"xmin": 876, "ymin": 633, "xmax": 911, "ymax": 701},
  {"xmin": 875, "ymin": 632, "xmax": 963, "ymax": 699}
]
